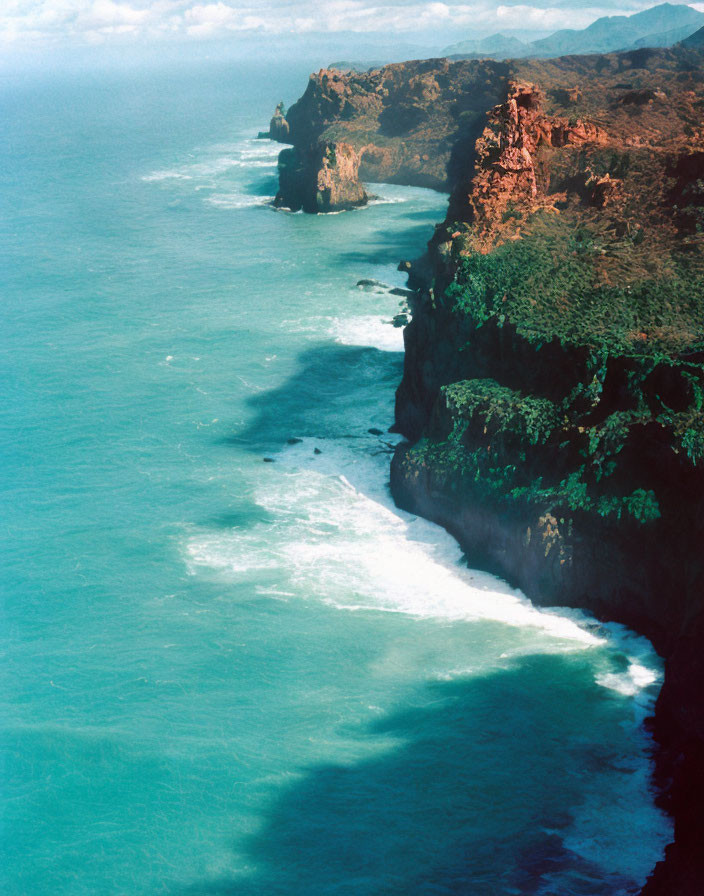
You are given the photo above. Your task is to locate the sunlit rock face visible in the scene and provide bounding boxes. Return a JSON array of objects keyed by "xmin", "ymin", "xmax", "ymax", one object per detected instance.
[{"xmin": 273, "ymin": 59, "xmax": 512, "ymax": 211}]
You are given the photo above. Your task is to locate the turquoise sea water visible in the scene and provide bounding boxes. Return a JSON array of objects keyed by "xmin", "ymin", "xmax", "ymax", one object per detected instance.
[{"xmin": 1, "ymin": 60, "xmax": 672, "ymax": 895}]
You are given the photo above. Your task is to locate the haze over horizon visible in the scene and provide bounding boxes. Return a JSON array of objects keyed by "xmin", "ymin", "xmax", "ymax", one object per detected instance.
[{"xmin": 3, "ymin": 0, "xmax": 704, "ymax": 68}]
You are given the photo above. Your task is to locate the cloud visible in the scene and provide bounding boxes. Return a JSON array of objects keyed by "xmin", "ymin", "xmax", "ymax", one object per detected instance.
[
  {"xmin": 495, "ymin": 2, "xmax": 598, "ymax": 28},
  {"xmin": 77, "ymin": 0, "xmax": 150, "ymax": 30},
  {"xmin": 0, "ymin": 0, "xmax": 676, "ymax": 45}
]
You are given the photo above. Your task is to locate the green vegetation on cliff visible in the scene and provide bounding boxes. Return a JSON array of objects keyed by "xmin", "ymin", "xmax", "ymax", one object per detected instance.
[
  {"xmin": 445, "ymin": 219, "xmax": 704, "ymax": 356},
  {"xmin": 405, "ymin": 377, "xmax": 662, "ymax": 524},
  {"xmin": 416, "ymin": 210, "xmax": 704, "ymax": 527}
]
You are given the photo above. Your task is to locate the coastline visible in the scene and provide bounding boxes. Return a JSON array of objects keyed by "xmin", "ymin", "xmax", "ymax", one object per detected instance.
[
  {"xmin": 388, "ymin": 420, "xmax": 701, "ymax": 895},
  {"xmin": 262, "ymin": 45, "xmax": 704, "ymax": 896},
  {"xmin": 264, "ymin": 47, "xmax": 704, "ymax": 890},
  {"xmin": 385, "ymin": 245, "xmax": 704, "ymax": 896}
]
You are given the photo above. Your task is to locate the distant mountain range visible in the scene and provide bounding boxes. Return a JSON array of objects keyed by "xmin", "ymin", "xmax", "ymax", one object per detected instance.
[{"xmin": 442, "ymin": 2, "xmax": 704, "ymax": 59}]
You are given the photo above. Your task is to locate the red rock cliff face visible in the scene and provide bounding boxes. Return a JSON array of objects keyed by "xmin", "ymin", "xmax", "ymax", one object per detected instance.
[
  {"xmin": 452, "ymin": 82, "xmax": 608, "ymax": 247},
  {"xmin": 274, "ymin": 59, "xmax": 511, "ymax": 211}
]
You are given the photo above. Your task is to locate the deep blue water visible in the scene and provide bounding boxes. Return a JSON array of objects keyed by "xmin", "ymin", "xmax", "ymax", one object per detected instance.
[{"xmin": 1, "ymin": 59, "xmax": 672, "ymax": 895}]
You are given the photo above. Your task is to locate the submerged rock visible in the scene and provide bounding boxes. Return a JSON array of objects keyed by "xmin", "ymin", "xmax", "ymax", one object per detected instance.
[
  {"xmin": 356, "ymin": 279, "xmax": 388, "ymax": 291},
  {"xmin": 389, "ymin": 287, "xmax": 414, "ymax": 298}
]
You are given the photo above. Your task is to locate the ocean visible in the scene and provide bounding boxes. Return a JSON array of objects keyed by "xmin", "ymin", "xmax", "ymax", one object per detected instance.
[{"xmin": 0, "ymin": 57, "xmax": 672, "ymax": 895}]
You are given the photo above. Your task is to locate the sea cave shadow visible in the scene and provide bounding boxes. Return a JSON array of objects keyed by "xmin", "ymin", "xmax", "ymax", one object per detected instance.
[
  {"xmin": 174, "ymin": 654, "xmax": 638, "ymax": 896},
  {"xmin": 219, "ymin": 342, "xmax": 404, "ymax": 452}
]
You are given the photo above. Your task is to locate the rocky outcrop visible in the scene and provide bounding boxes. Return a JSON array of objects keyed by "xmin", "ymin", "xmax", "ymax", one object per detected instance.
[
  {"xmin": 438, "ymin": 81, "xmax": 612, "ymax": 245},
  {"xmin": 275, "ymin": 141, "xmax": 367, "ymax": 213},
  {"xmin": 278, "ymin": 43, "xmax": 704, "ymax": 891},
  {"xmin": 258, "ymin": 101, "xmax": 291, "ymax": 142},
  {"xmin": 269, "ymin": 102, "xmax": 290, "ymax": 142},
  {"xmin": 271, "ymin": 59, "xmax": 511, "ymax": 212}
]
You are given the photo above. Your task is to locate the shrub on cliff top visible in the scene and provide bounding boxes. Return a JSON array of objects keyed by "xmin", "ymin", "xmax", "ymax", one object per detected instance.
[
  {"xmin": 445, "ymin": 222, "xmax": 704, "ymax": 356},
  {"xmin": 406, "ymin": 435, "xmax": 660, "ymax": 523},
  {"xmin": 443, "ymin": 379, "xmax": 561, "ymax": 446}
]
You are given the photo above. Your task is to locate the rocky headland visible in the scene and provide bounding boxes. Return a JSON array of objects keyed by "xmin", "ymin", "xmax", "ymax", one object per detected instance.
[
  {"xmin": 272, "ymin": 58, "xmax": 512, "ymax": 210},
  {"xmin": 272, "ymin": 44, "xmax": 704, "ymax": 893}
]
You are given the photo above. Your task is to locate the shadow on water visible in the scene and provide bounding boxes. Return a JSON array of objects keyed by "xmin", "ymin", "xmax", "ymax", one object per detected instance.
[
  {"xmin": 336, "ymin": 222, "xmax": 440, "ymax": 267},
  {"xmin": 201, "ymin": 505, "xmax": 277, "ymax": 530},
  {"xmin": 175, "ymin": 654, "xmax": 639, "ymax": 896},
  {"xmin": 245, "ymin": 173, "xmax": 278, "ymax": 197},
  {"xmin": 218, "ymin": 343, "xmax": 403, "ymax": 452},
  {"xmin": 402, "ymin": 207, "xmax": 448, "ymax": 222}
]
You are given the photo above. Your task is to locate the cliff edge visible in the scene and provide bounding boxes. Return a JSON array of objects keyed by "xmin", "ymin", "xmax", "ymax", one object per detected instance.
[
  {"xmin": 272, "ymin": 59, "xmax": 511, "ymax": 211},
  {"xmin": 275, "ymin": 45, "xmax": 704, "ymax": 893}
]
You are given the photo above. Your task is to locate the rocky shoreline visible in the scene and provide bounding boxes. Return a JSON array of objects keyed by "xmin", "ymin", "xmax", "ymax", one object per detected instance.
[
  {"xmin": 389, "ymin": 258, "xmax": 704, "ymax": 895},
  {"xmin": 271, "ymin": 44, "xmax": 704, "ymax": 892}
]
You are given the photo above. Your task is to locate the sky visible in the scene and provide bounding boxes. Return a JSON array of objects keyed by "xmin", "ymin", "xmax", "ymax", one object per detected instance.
[{"xmin": 1, "ymin": 0, "xmax": 703, "ymax": 63}]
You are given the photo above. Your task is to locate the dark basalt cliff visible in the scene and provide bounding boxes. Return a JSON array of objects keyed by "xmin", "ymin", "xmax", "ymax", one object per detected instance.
[{"xmin": 275, "ymin": 46, "xmax": 704, "ymax": 892}]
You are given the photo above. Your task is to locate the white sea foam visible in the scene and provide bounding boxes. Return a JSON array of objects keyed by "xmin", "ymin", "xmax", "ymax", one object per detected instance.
[
  {"xmin": 142, "ymin": 170, "xmax": 194, "ymax": 182},
  {"xmin": 367, "ymin": 194, "xmax": 410, "ymax": 206},
  {"xmin": 215, "ymin": 138, "xmax": 282, "ymax": 160},
  {"xmin": 205, "ymin": 193, "xmax": 274, "ymax": 209},
  {"xmin": 185, "ymin": 530, "xmax": 282, "ymax": 575},
  {"xmin": 255, "ymin": 586, "xmax": 295, "ymax": 598},
  {"xmin": 598, "ymin": 662, "xmax": 658, "ymax": 697},
  {"xmin": 277, "ymin": 312, "xmax": 404, "ymax": 351},
  {"xmin": 329, "ymin": 315, "xmax": 404, "ymax": 352},
  {"xmin": 594, "ymin": 621, "xmax": 663, "ymax": 712},
  {"xmin": 142, "ymin": 137, "xmax": 280, "ymax": 185},
  {"xmin": 186, "ymin": 434, "xmax": 602, "ymax": 649}
]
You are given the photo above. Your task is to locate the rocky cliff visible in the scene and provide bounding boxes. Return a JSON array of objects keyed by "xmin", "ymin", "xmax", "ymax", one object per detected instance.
[
  {"xmin": 272, "ymin": 59, "xmax": 511, "ymax": 210},
  {"xmin": 275, "ymin": 45, "xmax": 704, "ymax": 893}
]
